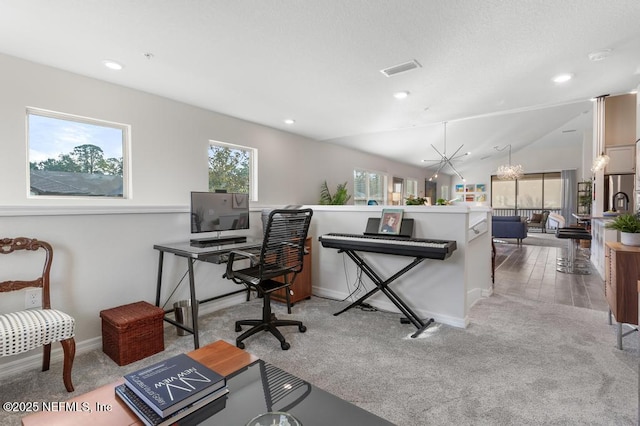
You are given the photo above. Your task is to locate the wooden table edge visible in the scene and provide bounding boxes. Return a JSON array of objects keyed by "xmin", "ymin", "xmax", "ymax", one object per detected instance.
[{"xmin": 21, "ymin": 340, "xmax": 258, "ymax": 426}]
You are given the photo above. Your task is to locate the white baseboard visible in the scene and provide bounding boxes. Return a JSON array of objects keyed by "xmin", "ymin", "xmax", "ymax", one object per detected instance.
[
  {"xmin": 311, "ymin": 286, "xmax": 468, "ymax": 328},
  {"xmin": 0, "ymin": 336, "xmax": 102, "ymax": 378},
  {"xmin": 467, "ymin": 287, "xmax": 493, "ymax": 309},
  {"xmin": 0, "ymin": 294, "xmax": 248, "ymax": 378}
]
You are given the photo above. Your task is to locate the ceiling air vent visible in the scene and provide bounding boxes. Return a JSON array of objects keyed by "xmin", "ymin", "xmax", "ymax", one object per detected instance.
[{"xmin": 380, "ymin": 59, "xmax": 422, "ymax": 77}]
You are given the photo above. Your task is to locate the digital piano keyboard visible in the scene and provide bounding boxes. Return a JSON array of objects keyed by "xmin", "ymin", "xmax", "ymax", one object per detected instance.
[{"xmin": 318, "ymin": 233, "xmax": 456, "ymax": 260}]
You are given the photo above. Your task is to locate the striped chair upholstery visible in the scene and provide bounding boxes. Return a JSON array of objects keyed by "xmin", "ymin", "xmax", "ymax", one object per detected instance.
[{"xmin": 0, "ymin": 237, "xmax": 76, "ymax": 392}]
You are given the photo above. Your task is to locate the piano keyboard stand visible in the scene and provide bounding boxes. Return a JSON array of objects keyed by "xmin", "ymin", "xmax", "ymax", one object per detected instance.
[
  {"xmin": 320, "ymin": 233, "xmax": 456, "ymax": 339},
  {"xmin": 331, "ymin": 249, "xmax": 433, "ymax": 338}
]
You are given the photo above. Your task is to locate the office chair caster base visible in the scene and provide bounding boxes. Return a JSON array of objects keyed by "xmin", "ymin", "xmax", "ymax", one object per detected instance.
[
  {"xmin": 281, "ymin": 341, "xmax": 290, "ymax": 350},
  {"xmin": 235, "ymin": 324, "xmax": 243, "ymax": 332},
  {"xmin": 299, "ymin": 325, "xmax": 307, "ymax": 332},
  {"xmin": 236, "ymin": 341, "xmax": 245, "ymax": 350}
]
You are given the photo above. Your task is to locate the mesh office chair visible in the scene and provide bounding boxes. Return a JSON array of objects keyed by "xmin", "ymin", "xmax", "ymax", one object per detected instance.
[
  {"xmin": 224, "ymin": 208, "xmax": 313, "ymax": 350},
  {"xmin": 0, "ymin": 238, "xmax": 76, "ymax": 391}
]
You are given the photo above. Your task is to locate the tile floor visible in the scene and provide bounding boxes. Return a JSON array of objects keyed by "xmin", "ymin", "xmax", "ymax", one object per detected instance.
[{"xmin": 493, "ymin": 237, "xmax": 609, "ymax": 312}]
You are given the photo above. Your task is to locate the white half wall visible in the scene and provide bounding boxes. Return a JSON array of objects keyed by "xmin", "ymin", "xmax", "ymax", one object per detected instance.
[{"xmin": 308, "ymin": 205, "xmax": 492, "ymax": 329}]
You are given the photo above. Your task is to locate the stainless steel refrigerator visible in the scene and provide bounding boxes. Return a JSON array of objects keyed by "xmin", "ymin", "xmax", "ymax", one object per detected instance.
[{"xmin": 604, "ymin": 174, "xmax": 635, "ymax": 213}]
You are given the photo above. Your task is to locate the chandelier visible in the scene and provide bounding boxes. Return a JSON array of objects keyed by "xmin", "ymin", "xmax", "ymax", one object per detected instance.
[
  {"xmin": 494, "ymin": 144, "xmax": 524, "ymax": 180},
  {"xmin": 423, "ymin": 122, "xmax": 469, "ymax": 182}
]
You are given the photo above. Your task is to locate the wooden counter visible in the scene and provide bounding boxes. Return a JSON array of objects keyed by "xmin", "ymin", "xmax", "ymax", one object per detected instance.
[{"xmin": 21, "ymin": 340, "xmax": 258, "ymax": 426}]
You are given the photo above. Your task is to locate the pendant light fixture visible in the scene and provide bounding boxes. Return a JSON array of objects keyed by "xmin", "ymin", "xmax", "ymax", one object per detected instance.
[
  {"xmin": 422, "ymin": 122, "xmax": 469, "ymax": 182},
  {"xmin": 591, "ymin": 95, "xmax": 609, "ymax": 172},
  {"xmin": 494, "ymin": 144, "xmax": 524, "ymax": 180}
]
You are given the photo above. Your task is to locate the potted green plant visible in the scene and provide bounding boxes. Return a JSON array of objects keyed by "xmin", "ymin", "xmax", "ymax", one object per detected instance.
[
  {"xmin": 605, "ymin": 213, "xmax": 640, "ymax": 246},
  {"xmin": 405, "ymin": 195, "xmax": 428, "ymax": 205},
  {"xmin": 319, "ymin": 181, "xmax": 351, "ymax": 205}
]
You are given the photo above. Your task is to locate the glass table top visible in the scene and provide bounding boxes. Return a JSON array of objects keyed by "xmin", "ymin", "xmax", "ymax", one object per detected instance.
[{"xmin": 178, "ymin": 360, "xmax": 394, "ymax": 426}]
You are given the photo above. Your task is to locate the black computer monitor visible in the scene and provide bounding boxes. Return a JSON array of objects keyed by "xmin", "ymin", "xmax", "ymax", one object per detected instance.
[{"xmin": 190, "ymin": 191, "xmax": 249, "ymax": 234}]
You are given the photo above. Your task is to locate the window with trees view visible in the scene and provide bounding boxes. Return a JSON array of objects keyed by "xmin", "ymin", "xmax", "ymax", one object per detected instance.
[
  {"xmin": 405, "ymin": 178, "xmax": 418, "ymax": 199},
  {"xmin": 354, "ymin": 169, "xmax": 386, "ymax": 205},
  {"xmin": 28, "ymin": 109, "xmax": 128, "ymax": 198},
  {"xmin": 208, "ymin": 141, "xmax": 257, "ymax": 201}
]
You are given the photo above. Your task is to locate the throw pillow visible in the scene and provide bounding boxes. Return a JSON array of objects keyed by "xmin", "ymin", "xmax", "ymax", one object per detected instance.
[{"xmin": 531, "ymin": 213, "xmax": 542, "ymax": 222}]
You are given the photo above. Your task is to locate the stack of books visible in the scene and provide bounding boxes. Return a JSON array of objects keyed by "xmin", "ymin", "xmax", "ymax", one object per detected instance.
[{"xmin": 115, "ymin": 353, "xmax": 228, "ymax": 426}]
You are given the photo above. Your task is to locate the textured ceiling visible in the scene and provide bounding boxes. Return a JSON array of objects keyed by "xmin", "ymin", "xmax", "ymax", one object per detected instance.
[{"xmin": 1, "ymin": 0, "xmax": 639, "ymax": 173}]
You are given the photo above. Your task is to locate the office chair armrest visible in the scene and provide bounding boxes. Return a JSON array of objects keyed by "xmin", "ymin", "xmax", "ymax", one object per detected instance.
[
  {"xmin": 224, "ymin": 249, "xmax": 259, "ymax": 281},
  {"xmin": 228, "ymin": 249, "xmax": 259, "ymax": 266}
]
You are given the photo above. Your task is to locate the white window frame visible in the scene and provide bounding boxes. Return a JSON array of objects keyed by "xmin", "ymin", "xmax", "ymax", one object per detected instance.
[
  {"xmin": 208, "ymin": 140, "xmax": 258, "ymax": 202},
  {"xmin": 354, "ymin": 168, "xmax": 388, "ymax": 205},
  {"xmin": 26, "ymin": 107, "xmax": 131, "ymax": 199},
  {"xmin": 405, "ymin": 178, "xmax": 419, "ymax": 199}
]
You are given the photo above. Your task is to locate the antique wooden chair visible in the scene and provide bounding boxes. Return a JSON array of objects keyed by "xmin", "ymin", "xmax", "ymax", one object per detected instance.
[
  {"xmin": 0, "ymin": 238, "xmax": 75, "ymax": 391},
  {"xmin": 224, "ymin": 209, "xmax": 313, "ymax": 350}
]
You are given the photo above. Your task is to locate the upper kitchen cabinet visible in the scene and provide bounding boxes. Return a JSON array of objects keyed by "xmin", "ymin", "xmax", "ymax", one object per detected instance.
[
  {"xmin": 603, "ymin": 94, "xmax": 637, "ymax": 174},
  {"xmin": 604, "ymin": 94, "xmax": 637, "ymax": 147},
  {"xmin": 605, "ymin": 145, "xmax": 635, "ymax": 174}
]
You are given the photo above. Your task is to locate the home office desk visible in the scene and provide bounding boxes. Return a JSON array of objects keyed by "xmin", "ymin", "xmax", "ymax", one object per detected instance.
[
  {"xmin": 22, "ymin": 340, "xmax": 393, "ymax": 426},
  {"xmin": 153, "ymin": 238, "xmax": 262, "ymax": 349}
]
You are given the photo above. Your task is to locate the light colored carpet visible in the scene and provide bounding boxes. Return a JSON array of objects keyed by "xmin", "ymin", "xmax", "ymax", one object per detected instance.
[{"xmin": 1, "ymin": 293, "xmax": 637, "ymax": 425}]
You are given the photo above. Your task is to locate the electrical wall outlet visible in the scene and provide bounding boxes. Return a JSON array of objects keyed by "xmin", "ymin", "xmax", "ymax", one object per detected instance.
[{"xmin": 25, "ymin": 288, "xmax": 41, "ymax": 309}]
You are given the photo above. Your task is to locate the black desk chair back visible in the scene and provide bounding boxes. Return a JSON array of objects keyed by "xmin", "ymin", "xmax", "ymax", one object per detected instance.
[{"xmin": 224, "ymin": 208, "xmax": 313, "ymax": 350}]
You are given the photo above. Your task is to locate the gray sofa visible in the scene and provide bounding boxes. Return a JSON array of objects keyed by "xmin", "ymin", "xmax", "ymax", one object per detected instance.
[{"xmin": 492, "ymin": 216, "xmax": 528, "ymax": 244}]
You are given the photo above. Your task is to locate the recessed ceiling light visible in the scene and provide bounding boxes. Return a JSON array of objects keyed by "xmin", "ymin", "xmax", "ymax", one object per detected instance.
[
  {"xmin": 284, "ymin": 119, "xmax": 295, "ymax": 125},
  {"xmin": 102, "ymin": 60, "xmax": 123, "ymax": 70},
  {"xmin": 588, "ymin": 49, "xmax": 612, "ymax": 62},
  {"xmin": 393, "ymin": 91, "xmax": 410, "ymax": 99},
  {"xmin": 552, "ymin": 73, "xmax": 573, "ymax": 83}
]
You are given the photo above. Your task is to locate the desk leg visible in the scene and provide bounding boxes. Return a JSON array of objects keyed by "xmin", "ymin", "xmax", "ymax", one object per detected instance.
[
  {"xmin": 155, "ymin": 251, "xmax": 164, "ymax": 307},
  {"xmin": 188, "ymin": 258, "xmax": 200, "ymax": 349}
]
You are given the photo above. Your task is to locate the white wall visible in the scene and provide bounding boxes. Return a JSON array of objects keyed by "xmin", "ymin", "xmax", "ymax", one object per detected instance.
[
  {"xmin": 448, "ymin": 134, "xmax": 586, "ymax": 201},
  {"xmin": 0, "ymin": 53, "xmax": 429, "ymax": 208},
  {"xmin": 0, "ymin": 53, "xmax": 431, "ymax": 369}
]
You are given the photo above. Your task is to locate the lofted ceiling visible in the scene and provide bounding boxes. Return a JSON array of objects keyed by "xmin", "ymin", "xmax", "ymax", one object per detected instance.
[{"xmin": 1, "ymin": 1, "xmax": 639, "ymax": 175}]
